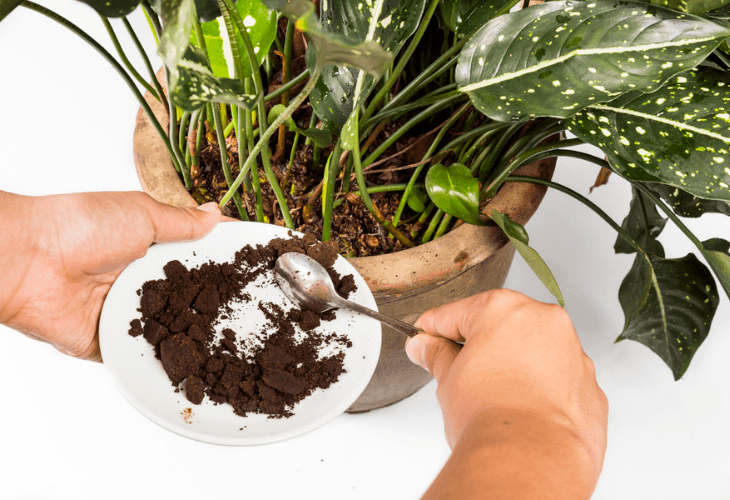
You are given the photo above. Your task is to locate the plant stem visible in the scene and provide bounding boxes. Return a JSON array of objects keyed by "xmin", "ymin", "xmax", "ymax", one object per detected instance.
[
  {"xmin": 322, "ymin": 143, "xmax": 342, "ymax": 241},
  {"xmin": 264, "ymin": 69, "xmax": 310, "ymax": 102},
  {"xmin": 632, "ymin": 183, "xmax": 705, "ymax": 250},
  {"xmin": 220, "ymin": 66, "xmax": 322, "ymax": 208},
  {"xmin": 333, "ymin": 183, "xmax": 419, "ymax": 209},
  {"xmin": 99, "ymin": 16, "xmax": 160, "ymax": 100},
  {"xmin": 20, "ymin": 1, "xmax": 181, "ymax": 175},
  {"xmin": 212, "ymin": 102, "xmax": 247, "ymax": 220},
  {"xmin": 121, "ymin": 16, "xmax": 169, "ymax": 115},
  {"xmin": 276, "ymin": 18, "xmax": 296, "ymax": 159}
]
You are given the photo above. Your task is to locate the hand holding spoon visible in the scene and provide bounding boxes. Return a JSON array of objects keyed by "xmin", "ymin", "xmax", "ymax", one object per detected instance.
[{"xmin": 274, "ymin": 252, "xmax": 423, "ymax": 338}]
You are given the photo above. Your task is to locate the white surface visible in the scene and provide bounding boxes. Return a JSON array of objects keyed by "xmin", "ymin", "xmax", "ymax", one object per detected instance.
[
  {"xmin": 99, "ymin": 222, "xmax": 381, "ymax": 446},
  {"xmin": 1, "ymin": 2, "xmax": 730, "ymax": 499}
]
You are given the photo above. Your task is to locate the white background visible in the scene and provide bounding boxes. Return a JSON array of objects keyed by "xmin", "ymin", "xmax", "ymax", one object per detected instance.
[{"xmin": 2, "ymin": 2, "xmax": 730, "ymax": 499}]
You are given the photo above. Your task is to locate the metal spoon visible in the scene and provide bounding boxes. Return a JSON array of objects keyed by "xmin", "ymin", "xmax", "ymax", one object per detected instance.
[{"xmin": 274, "ymin": 252, "xmax": 423, "ymax": 338}]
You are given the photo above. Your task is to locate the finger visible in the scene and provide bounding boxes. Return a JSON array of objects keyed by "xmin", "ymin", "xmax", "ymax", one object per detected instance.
[
  {"xmin": 142, "ymin": 198, "xmax": 222, "ymax": 243},
  {"xmin": 405, "ymin": 333, "xmax": 460, "ymax": 382},
  {"xmin": 414, "ymin": 289, "xmax": 532, "ymax": 343}
]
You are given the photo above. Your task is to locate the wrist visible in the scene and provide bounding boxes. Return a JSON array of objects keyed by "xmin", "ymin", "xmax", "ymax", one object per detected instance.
[
  {"xmin": 0, "ymin": 191, "xmax": 36, "ymax": 326},
  {"xmin": 425, "ymin": 408, "xmax": 603, "ymax": 500}
]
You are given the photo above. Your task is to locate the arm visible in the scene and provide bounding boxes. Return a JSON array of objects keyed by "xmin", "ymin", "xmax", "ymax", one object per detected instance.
[
  {"xmin": 406, "ymin": 290, "xmax": 608, "ymax": 500},
  {"xmin": 0, "ymin": 190, "xmax": 221, "ymax": 361}
]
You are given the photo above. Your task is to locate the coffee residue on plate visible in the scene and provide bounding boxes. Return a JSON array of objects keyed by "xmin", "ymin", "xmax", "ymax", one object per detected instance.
[{"xmin": 127, "ymin": 232, "xmax": 357, "ymax": 419}]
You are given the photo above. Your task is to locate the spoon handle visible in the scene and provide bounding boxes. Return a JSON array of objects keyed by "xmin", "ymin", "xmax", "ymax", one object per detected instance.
[{"xmin": 335, "ymin": 297, "xmax": 423, "ymax": 338}]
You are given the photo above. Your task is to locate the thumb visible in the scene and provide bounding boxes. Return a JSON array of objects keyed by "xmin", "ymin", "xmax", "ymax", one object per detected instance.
[
  {"xmin": 146, "ymin": 200, "xmax": 222, "ymax": 243},
  {"xmin": 405, "ymin": 333, "xmax": 460, "ymax": 381}
]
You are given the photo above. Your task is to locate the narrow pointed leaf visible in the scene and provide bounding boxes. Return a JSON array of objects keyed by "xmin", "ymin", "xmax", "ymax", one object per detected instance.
[
  {"xmin": 425, "ymin": 163, "xmax": 485, "ymax": 226},
  {"xmin": 651, "ymin": 0, "xmax": 730, "ymax": 15},
  {"xmin": 645, "ymin": 183, "xmax": 730, "ymax": 217},
  {"xmin": 618, "ymin": 252, "xmax": 719, "ymax": 379},
  {"xmin": 77, "ymin": 0, "xmax": 141, "ymax": 17},
  {"xmin": 490, "ymin": 210, "xmax": 564, "ymax": 306},
  {"xmin": 567, "ymin": 68, "xmax": 730, "ymax": 201},
  {"xmin": 158, "ymin": 0, "xmax": 197, "ymax": 87},
  {"xmin": 307, "ymin": 0, "xmax": 425, "ymax": 130},
  {"xmin": 702, "ymin": 238, "xmax": 730, "ymax": 300},
  {"xmin": 615, "ymin": 188, "xmax": 667, "ymax": 255},
  {"xmin": 170, "ymin": 45, "xmax": 257, "ymax": 110},
  {"xmin": 456, "ymin": 0, "xmax": 730, "ymax": 121}
]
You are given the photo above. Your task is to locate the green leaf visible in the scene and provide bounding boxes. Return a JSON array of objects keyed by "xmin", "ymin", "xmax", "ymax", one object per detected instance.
[
  {"xmin": 268, "ymin": 104, "xmax": 297, "ymax": 130},
  {"xmin": 158, "ymin": 0, "xmax": 197, "ymax": 87},
  {"xmin": 195, "ymin": 0, "xmax": 234, "ymax": 22},
  {"xmin": 615, "ymin": 188, "xmax": 667, "ymax": 256},
  {"xmin": 456, "ymin": 0, "xmax": 730, "ymax": 121},
  {"xmin": 406, "ymin": 185, "xmax": 429, "ymax": 212},
  {"xmin": 170, "ymin": 45, "xmax": 257, "ymax": 110},
  {"xmin": 307, "ymin": 0, "xmax": 425, "ymax": 131},
  {"xmin": 645, "ymin": 183, "xmax": 730, "ymax": 218},
  {"xmin": 702, "ymin": 238, "xmax": 730, "ymax": 300},
  {"xmin": 425, "ymin": 163, "xmax": 485, "ymax": 226},
  {"xmin": 650, "ymin": 0, "xmax": 730, "ymax": 15},
  {"xmin": 440, "ymin": 0, "xmax": 517, "ymax": 37},
  {"xmin": 618, "ymin": 252, "xmax": 719, "ymax": 379},
  {"xmin": 190, "ymin": 18, "xmax": 229, "ymax": 77},
  {"xmin": 268, "ymin": 104, "xmax": 332, "ymax": 146},
  {"xmin": 230, "ymin": 0, "xmax": 277, "ymax": 76},
  {"xmin": 566, "ymin": 68, "xmax": 730, "ymax": 201},
  {"xmin": 77, "ymin": 0, "xmax": 141, "ymax": 17},
  {"xmin": 490, "ymin": 209, "xmax": 564, "ymax": 306}
]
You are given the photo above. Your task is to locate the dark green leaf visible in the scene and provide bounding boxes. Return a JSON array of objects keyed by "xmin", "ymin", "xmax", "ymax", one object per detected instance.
[
  {"xmin": 170, "ymin": 45, "xmax": 257, "ymax": 110},
  {"xmin": 439, "ymin": 0, "xmax": 516, "ymax": 37},
  {"xmin": 425, "ymin": 163, "xmax": 485, "ymax": 226},
  {"xmin": 618, "ymin": 252, "xmax": 719, "ymax": 379},
  {"xmin": 195, "ymin": 0, "xmax": 235, "ymax": 22},
  {"xmin": 615, "ymin": 188, "xmax": 667, "ymax": 255},
  {"xmin": 490, "ymin": 209, "xmax": 564, "ymax": 306},
  {"xmin": 567, "ymin": 68, "xmax": 730, "ymax": 201},
  {"xmin": 456, "ymin": 0, "xmax": 730, "ymax": 121},
  {"xmin": 645, "ymin": 183, "xmax": 730, "ymax": 218},
  {"xmin": 158, "ymin": 0, "xmax": 197, "ymax": 87},
  {"xmin": 77, "ymin": 0, "xmax": 141, "ymax": 17},
  {"xmin": 702, "ymin": 238, "xmax": 730, "ymax": 300},
  {"xmin": 650, "ymin": 0, "xmax": 730, "ymax": 15},
  {"xmin": 406, "ymin": 185, "xmax": 429, "ymax": 212},
  {"xmin": 307, "ymin": 0, "xmax": 425, "ymax": 130},
  {"xmin": 300, "ymin": 127, "xmax": 333, "ymax": 148}
]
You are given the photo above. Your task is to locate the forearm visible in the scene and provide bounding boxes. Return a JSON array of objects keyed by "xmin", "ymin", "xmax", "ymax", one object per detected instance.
[{"xmin": 423, "ymin": 408, "xmax": 602, "ymax": 500}]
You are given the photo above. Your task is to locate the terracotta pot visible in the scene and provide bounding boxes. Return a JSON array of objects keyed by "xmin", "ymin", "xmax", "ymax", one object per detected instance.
[{"xmin": 133, "ymin": 84, "xmax": 555, "ymax": 412}]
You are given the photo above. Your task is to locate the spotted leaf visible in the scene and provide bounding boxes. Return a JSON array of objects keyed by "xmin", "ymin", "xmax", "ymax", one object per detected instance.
[
  {"xmin": 567, "ymin": 68, "xmax": 730, "ymax": 201},
  {"xmin": 425, "ymin": 163, "xmax": 485, "ymax": 226},
  {"xmin": 615, "ymin": 187, "xmax": 667, "ymax": 255},
  {"xmin": 650, "ymin": 0, "xmax": 730, "ymax": 15},
  {"xmin": 157, "ymin": 0, "xmax": 197, "ymax": 87},
  {"xmin": 490, "ymin": 209, "xmax": 565, "ymax": 306},
  {"xmin": 440, "ymin": 0, "xmax": 517, "ymax": 37},
  {"xmin": 702, "ymin": 238, "xmax": 730, "ymax": 300},
  {"xmin": 170, "ymin": 45, "xmax": 257, "ymax": 110},
  {"xmin": 618, "ymin": 251, "xmax": 719, "ymax": 379},
  {"xmin": 307, "ymin": 0, "xmax": 426, "ymax": 131},
  {"xmin": 645, "ymin": 183, "xmax": 730, "ymax": 217},
  {"xmin": 77, "ymin": 0, "xmax": 141, "ymax": 17},
  {"xmin": 455, "ymin": 0, "xmax": 730, "ymax": 122}
]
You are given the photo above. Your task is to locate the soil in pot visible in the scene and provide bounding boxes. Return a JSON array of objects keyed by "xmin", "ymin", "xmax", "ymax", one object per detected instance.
[{"xmin": 127, "ymin": 231, "xmax": 356, "ymax": 418}]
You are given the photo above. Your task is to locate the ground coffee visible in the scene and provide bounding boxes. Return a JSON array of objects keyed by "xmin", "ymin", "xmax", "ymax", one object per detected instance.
[{"xmin": 128, "ymin": 232, "xmax": 357, "ymax": 418}]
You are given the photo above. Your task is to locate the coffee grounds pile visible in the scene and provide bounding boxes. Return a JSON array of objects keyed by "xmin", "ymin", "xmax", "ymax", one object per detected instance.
[{"xmin": 127, "ymin": 232, "xmax": 357, "ymax": 419}]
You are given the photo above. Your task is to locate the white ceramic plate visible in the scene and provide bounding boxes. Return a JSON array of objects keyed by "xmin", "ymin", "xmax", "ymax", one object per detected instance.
[{"xmin": 99, "ymin": 221, "xmax": 381, "ymax": 446}]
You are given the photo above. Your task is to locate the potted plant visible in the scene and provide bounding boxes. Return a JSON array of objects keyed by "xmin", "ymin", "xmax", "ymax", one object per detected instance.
[{"xmin": 4, "ymin": 0, "xmax": 729, "ymax": 410}]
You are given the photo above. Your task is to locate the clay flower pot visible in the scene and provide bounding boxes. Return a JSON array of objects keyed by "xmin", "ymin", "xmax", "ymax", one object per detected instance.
[{"xmin": 134, "ymin": 87, "xmax": 555, "ymax": 412}]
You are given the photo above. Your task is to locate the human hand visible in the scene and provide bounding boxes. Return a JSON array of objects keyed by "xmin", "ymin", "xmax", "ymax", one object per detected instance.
[
  {"xmin": 406, "ymin": 289, "xmax": 607, "ymax": 472},
  {"xmin": 0, "ymin": 191, "xmax": 221, "ymax": 362}
]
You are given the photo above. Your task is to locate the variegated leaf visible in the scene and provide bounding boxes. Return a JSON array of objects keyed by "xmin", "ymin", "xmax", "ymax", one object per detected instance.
[
  {"xmin": 566, "ymin": 68, "xmax": 730, "ymax": 201},
  {"xmin": 190, "ymin": 17, "xmax": 229, "ymax": 77},
  {"xmin": 456, "ymin": 0, "xmax": 730, "ymax": 121},
  {"xmin": 440, "ymin": 0, "xmax": 518, "ymax": 37},
  {"xmin": 77, "ymin": 0, "xmax": 141, "ymax": 17},
  {"xmin": 645, "ymin": 183, "xmax": 730, "ymax": 217},
  {"xmin": 618, "ymin": 251, "xmax": 719, "ymax": 380},
  {"xmin": 170, "ymin": 45, "xmax": 257, "ymax": 110},
  {"xmin": 650, "ymin": 0, "xmax": 730, "ymax": 15},
  {"xmin": 157, "ymin": 0, "xmax": 197, "ymax": 87},
  {"xmin": 308, "ymin": 0, "xmax": 426, "ymax": 131}
]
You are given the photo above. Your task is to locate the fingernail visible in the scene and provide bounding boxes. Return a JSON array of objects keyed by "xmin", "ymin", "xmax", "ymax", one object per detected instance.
[
  {"xmin": 405, "ymin": 336, "xmax": 427, "ymax": 369},
  {"xmin": 196, "ymin": 202, "xmax": 219, "ymax": 213}
]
